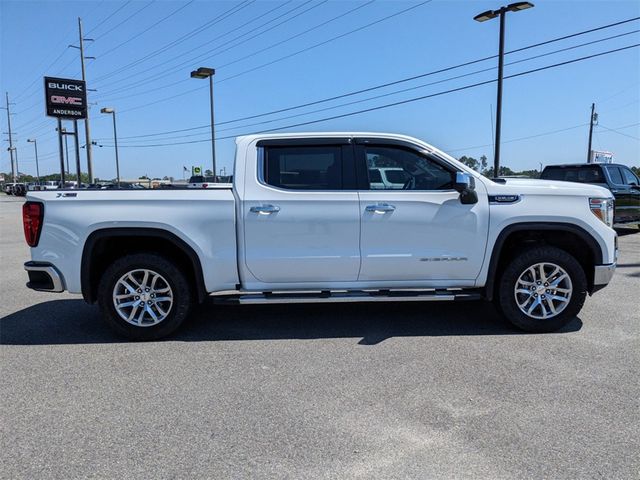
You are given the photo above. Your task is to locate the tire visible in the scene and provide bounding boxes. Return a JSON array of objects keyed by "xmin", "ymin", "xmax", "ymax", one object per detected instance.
[
  {"xmin": 97, "ymin": 253, "xmax": 193, "ymax": 340},
  {"xmin": 496, "ymin": 246, "xmax": 587, "ymax": 333}
]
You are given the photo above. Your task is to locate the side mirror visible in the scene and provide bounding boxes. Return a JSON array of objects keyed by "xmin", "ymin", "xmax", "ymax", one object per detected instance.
[{"xmin": 453, "ymin": 172, "xmax": 478, "ymax": 205}]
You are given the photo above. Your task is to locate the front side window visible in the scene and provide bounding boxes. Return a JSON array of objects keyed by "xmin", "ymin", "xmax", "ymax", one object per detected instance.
[
  {"xmin": 365, "ymin": 146, "xmax": 453, "ymax": 190},
  {"xmin": 264, "ymin": 146, "xmax": 342, "ymax": 190}
]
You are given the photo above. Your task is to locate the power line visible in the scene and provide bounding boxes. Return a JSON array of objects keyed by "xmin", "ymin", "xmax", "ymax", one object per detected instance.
[
  {"xmin": 100, "ymin": 43, "xmax": 640, "ymax": 148},
  {"xmin": 91, "ymin": 1, "xmax": 256, "ymax": 84},
  {"xmin": 94, "ymin": 1, "xmax": 196, "ymax": 58},
  {"xmin": 108, "ymin": 0, "xmax": 429, "ymax": 101},
  {"xmin": 219, "ymin": 0, "xmax": 432, "ymax": 83},
  {"xmin": 218, "ymin": 1, "xmax": 377, "ymax": 70},
  {"xmin": 93, "ymin": 0, "xmax": 328, "ymax": 98},
  {"xmin": 92, "ymin": 1, "xmax": 156, "ymax": 41},
  {"xmin": 112, "ymin": 28, "xmax": 639, "ymax": 144},
  {"xmin": 116, "ymin": 15, "xmax": 639, "ymax": 121},
  {"xmin": 86, "ymin": 1, "xmax": 132, "ymax": 35},
  {"xmin": 446, "ymin": 123, "xmax": 589, "ymax": 152},
  {"xmin": 217, "ymin": 16, "xmax": 640, "ymax": 125},
  {"xmin": 113, "ymin": 0, "xmax": 433, "ymax": 114},
  {"xmin": 210, "ymin": 29, "xmax": 640, "ymax": 134},
  {"xmin": 598, "ymin": 123, "xmax": 640, "ymax": 140},
  {"xmin": 103, "ymin": 18, "xmax": 640, "ymax": 139}
]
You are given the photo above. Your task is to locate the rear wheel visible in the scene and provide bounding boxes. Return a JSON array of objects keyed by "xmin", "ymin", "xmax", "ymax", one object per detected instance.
[
  {"xmin": 98, "ymin": 253, "xmax": 193, "ymax": 340},
  {"xmin": 496, "ymin": 246, "xmax": 587, "ymax": 332}
]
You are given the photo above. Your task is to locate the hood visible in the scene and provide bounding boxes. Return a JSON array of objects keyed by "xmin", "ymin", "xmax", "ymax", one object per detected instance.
[{"xmin": 483, "ymin": 177, "xmax": 612, "ymax": 198}]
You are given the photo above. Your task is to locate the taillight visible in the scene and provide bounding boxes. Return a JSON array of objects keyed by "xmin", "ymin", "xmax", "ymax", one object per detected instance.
[
  {"xmin": 202, "ymin": 183, "xmax": 208, "ymax": 188},
  {"xmin": 23, "ymin": 201, "xmax": 44, "ymax": 247}
]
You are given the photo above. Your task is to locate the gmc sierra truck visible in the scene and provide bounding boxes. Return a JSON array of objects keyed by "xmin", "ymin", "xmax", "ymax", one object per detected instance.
[{"xmin": 22, "ymin": 132, "xmax": 617, "ymax": 340}]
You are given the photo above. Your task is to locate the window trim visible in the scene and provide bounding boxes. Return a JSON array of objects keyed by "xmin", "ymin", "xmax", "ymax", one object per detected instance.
[{"xmin": 354, "ymin": 139, "xmax": 458, "ymax": 192}]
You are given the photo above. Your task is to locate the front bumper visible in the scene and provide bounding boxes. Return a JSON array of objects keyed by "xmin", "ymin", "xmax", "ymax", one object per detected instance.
[
  {"xmin": 24, "ymin": 261, "xmax": 65, "ymax": 292},
  {"xmin": 592, "ymin": 263, "xmax": 616, "ymax": 293}
]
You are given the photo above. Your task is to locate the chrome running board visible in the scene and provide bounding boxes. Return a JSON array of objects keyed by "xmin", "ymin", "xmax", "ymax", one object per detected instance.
[{"xmin": 214, "ymin": 289, "xmax": 481, "ymax": 305}]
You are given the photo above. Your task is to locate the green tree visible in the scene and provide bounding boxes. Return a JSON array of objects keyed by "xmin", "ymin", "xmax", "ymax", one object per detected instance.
[
  {"xmin": 479, "ymin": 155, "xmax": 488, "ymax": 172},
  {"xmin": 458, "ymin": 156, "xmax": 479, "ymax": 170},
  {"xmin": 483, "ymin": 166, "xmax": 516, "ymax": 178}
]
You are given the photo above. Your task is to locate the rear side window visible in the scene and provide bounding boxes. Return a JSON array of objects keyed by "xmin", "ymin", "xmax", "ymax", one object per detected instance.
[
  {"xmin": 264, "ymin": 146, "xmax": 342, "ymax": 190},
  {"xmin": 542, "ymin": 166, "xmax": 604, "ymax": 183},
  {"xmin": 604, "ymin": 166, "xmax": 624, "ymax": 185}
]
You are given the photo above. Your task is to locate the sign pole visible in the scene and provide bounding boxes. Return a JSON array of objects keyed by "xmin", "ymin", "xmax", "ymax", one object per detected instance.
[
  {"xmin": 73, "ymin": 120, "xmax": 82, "ymax": 185},
  {"xmin": 57, "ymin": 118, "xmax": 66, "ymax": 185}
]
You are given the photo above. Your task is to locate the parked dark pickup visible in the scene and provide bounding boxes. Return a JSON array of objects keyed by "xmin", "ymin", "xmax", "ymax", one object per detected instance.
[{"xmin": 541, "ymin": 163, "xmax": 640, "ymax": 226}]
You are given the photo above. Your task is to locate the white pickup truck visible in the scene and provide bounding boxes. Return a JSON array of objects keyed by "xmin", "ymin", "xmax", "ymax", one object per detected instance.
[{"xmin": 22, "ymin": 132, "xmax": 617, "ymax": 340}]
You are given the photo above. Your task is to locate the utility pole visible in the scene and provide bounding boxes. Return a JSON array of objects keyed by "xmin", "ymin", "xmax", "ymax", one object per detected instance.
[
  {"xmin": 72, "ymin": 18, "xmax": 95, "ymax": 183},
  {"xmin": 4, "ymin": 92, "xmax": 16, "ymax": 182},
  {"xmin": 587, "ymin": 103, "xmax": 597, "ymax": 163}
]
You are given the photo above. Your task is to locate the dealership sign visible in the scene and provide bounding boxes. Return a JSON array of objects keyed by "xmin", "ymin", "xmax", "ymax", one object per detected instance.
[{"xmin": 44, "ymin": 76, "xmax": 87, "ymax": 119}]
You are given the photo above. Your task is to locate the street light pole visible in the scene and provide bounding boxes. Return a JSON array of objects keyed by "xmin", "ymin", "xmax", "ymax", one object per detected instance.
[
  {"xmin": 474, "ymin": 2, "xmax": 534, "ymax": 177},
  {"xmin": 190, "ymin": 67, "xmax": 216, "ymax": 181},
  {"xmin": 494, "ymin": 11, "xmax": 506, "ymax": 178},
  {"xmin": 27, "ymin": 138, "xmax": 40, "ymax": 184},
  {"xmin": 209, "ymin": 74, "xmax": 216, "ymax": 179},
  {"xmin": 101, "ymin": 107, "xmax": 120, "ymax": 187}
]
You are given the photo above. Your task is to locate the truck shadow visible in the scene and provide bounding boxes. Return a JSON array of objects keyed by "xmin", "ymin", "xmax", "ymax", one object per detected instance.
[{"xmin": 0, "ymin": 298, "xmax": 582, "ymax": 346}]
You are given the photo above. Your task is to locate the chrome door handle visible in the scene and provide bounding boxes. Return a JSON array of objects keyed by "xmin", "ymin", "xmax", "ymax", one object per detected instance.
[
  {"xmin": 365, "ymin": 203, "xmax": 396, "ymax": 213},
  {"xmin": 250, "ymin": 204, "xmax": 280, "ymax": 214}
]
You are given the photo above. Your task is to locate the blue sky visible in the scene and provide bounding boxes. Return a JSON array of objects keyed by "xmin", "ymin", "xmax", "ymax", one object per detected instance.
[{"xmin": 1, "ymin": 0, "xmax": 639, "ymax": 180}]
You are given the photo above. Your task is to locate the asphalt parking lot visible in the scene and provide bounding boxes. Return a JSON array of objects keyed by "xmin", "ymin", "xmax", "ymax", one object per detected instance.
[{"xmin": 1, "ymin": 194, "xmax": 638, "ymax": 479}]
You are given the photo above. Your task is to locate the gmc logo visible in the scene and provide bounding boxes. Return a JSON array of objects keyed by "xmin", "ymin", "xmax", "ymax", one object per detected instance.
[
  {"xmin": 50, "ymin": 95, "xmax": 83, "ymax": 106},
  {"xmin": 48, "ymin": 82, "xmax": 83, "ymax": 92}
]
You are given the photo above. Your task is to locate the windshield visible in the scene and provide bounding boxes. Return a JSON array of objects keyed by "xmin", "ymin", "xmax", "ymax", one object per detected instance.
[{"xmin": 541, "ymin": 166, "xmax": 605, "ymax": 183}]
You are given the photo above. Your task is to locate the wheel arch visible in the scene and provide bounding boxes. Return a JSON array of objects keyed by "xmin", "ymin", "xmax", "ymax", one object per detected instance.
[
  {"xmin": 81, "ymin": 227, "xmax": 207, "ymax": 304},
  {"xmin": 484, "ymin": 222, "xmax": 603, "ymax": 301}
]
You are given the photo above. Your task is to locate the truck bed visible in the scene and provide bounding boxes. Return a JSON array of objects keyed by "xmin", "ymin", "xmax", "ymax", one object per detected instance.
[{"xmin": 26, "ymin": 188, "xmax": 239, "ymax": 294}]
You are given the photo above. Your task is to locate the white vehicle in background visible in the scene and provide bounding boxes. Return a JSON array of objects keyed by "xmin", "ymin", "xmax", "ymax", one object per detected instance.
[
  {"xmin": 42, "ymin": 181, "xmax": 60, "ymax": 190},
  {"xmin": 23, "ymin": 132, "xmax": 617, "ymax": 340},
  {"xmin": 187, "ymin": 175, "xmax": 218, "ymax": 188},
  {"xmin": 369, "ymin": 167, "xmax": 409, "ymax": 189}
]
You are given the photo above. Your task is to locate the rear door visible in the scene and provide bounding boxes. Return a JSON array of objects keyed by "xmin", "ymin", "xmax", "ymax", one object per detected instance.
[
  {"xmin": 355, "ymin": 139, "xmax": 489, "ymax": 282},
  {"xmin": 242, "ymin": 138, "xmax": 361, "ymax": 284}
]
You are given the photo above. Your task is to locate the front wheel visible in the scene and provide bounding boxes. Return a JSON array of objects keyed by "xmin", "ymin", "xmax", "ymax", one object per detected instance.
[
  {"xmin": 98, "ymin": 253, "xmax": 193, "ymax": 340},
  {"xmin": 496, "ymin": 246, "xmax": 587, "ymax": 333}
]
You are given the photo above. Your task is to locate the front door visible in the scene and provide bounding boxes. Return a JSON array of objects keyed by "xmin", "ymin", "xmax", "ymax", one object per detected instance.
[
  {"xmin": 356, "ymin": 140, "xmax": 489, "ymax": 282},
  {"xmin": 243, "ymin": 140, "xmax": 361, "ymax": 284}
]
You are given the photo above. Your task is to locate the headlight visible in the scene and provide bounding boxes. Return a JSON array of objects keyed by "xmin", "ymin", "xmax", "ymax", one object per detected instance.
[{"xmin": 589, "ymin": 197, "xmax": 614, "ymax": 228}]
